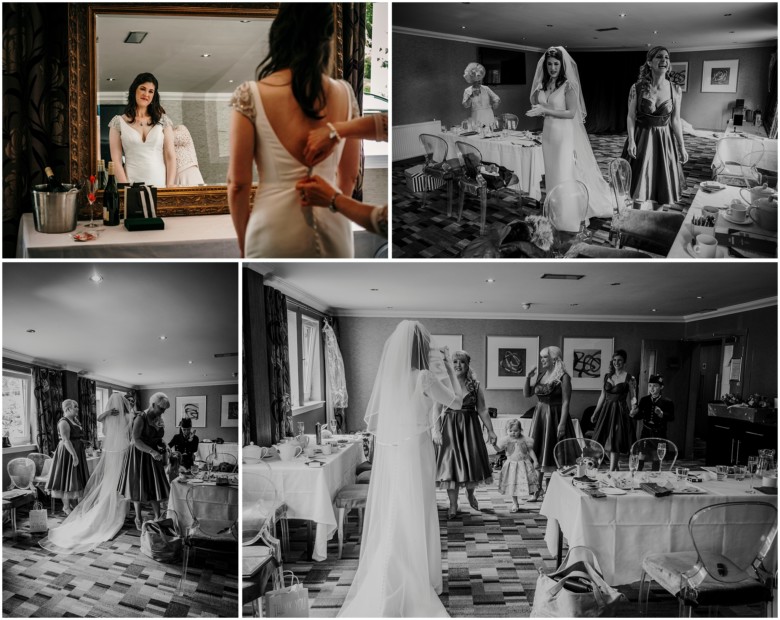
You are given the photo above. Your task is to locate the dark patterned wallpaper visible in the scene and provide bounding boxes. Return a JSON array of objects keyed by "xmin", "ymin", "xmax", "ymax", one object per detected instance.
[{"xmin": 3, "ymin": 3, "xmax": 70, "ymax": 257}]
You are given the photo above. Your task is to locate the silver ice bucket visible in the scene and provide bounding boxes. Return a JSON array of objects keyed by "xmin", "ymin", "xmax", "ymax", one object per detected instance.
[{"xmin": 32, "ymin": 184, "xmax": 80, "ymax": 233}]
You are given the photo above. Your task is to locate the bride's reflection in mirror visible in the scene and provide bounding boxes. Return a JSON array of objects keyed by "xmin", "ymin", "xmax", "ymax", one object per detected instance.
[
  {"xmin": 96, "ymin": 13, "xmax": 272, "ymax": 188},
  {"xmin": 108, "ymin": 72, "xmax": 176, "ymax": 187}
]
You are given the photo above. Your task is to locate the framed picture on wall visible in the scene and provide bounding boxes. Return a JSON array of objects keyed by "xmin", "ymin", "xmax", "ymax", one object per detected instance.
[
  {"xmin": 563, "ymin": 338, "xmax": 614, "ymax": 391},
  {"xmin": 486, "ymin": 336, "xmax": 539, "ymax": 389},
  {"xmin": 221, "ymin": 394, "xmax": 239, "ymax": 427},
  {"xmin": 701, "ymin": 59, "xmax": 739, "ymax": 93},
  {"xmin": 670, "ymin": 61, "xmax": 688, "ymax": 92},
  {"xmin": 175, "ymin": 395, "xmax": 207, "ymax": 428}
]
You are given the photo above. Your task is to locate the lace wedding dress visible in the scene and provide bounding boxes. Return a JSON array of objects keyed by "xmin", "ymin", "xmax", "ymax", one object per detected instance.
[
  {"xmin": 339, "ymin": 321, "xmax": 462, "ymax": 617},
  {"xmin": 39, "ymin": 393, "xmax": 133, "ymax": 554},
  {"xmin": 230, "ymin": 80, "xmax": 357, "ymax": 258},
  {"xmin": 108, "ymin": 114, "xmax": 172, "ymax": 187}
]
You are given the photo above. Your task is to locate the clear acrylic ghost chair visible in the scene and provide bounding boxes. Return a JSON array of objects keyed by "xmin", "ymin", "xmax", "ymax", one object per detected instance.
[
  {"xmin": 543, "ymin": 180, "xmax": 591, "ymax": 253},
  {"xmin": 205, "ymin": 452, "xmax": 238, "ymax": 474},
  {"xmin": 553, "ymin": 438, "xmax": 605, "ymax": 471},
  {"xmin": 713, "ymin": 137, "xmax": 765, "ymax": 186},
  {"xmin": 243, "ymin": 461, "xmax": 289, "ymax": 559},
  {"xmin": 502, "ymin": 113, "xmax": 519, "ymax": 130},
  {"xmin": 630, "ymin": 437, "xmax": 678, "ymax": 472},
  {"xmin": 608, "ymin": 158, "xmax": 632, "ymax": 247},
  {"xmin": 417, "ymin": 133, "xmax": 454, "ymax": 212},
  {"xmin": 640, "ymin": 501, "xmax": 777, "ymax": 616}
]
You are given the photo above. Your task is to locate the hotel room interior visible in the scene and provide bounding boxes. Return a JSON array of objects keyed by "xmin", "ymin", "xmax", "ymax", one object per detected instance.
[
  {"xmin": 2, "ymin": 263, "xmax": 239, "ymax": 618},
  {"xmin": 391, "ymin": 2, "xmax": 777, "ymax": 258},
  {"xmin": 242, "ymin": 261, "xmax": 777, "ymax": 617}
]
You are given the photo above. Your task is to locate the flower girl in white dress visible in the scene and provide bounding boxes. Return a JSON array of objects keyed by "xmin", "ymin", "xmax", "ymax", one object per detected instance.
[{"xmin": 497, "ymin": 419, "xmax": 539, "ymax": 512}]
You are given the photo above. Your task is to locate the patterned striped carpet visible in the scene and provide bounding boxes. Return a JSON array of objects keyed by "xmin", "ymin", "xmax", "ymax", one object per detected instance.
[
  {"xmin": 244, "ymin": 458, "xmax": 766, "ymax": 618},
  {"xmin": 3, "ymin": 509, "xmax": 238, "ymax": 618},
  {"xmin": 392, "ymin": 133, "xmax": 718, "ymax": 258}
]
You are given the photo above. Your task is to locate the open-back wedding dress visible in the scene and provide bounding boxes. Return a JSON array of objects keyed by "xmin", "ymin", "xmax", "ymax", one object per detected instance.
[
  {"xmin": 39, "ymin": 393, "xmax": 133, "ymax": 554},
  {"xmin": 339, "ymin": 321, "xmax": 462, "ymax": 618}
]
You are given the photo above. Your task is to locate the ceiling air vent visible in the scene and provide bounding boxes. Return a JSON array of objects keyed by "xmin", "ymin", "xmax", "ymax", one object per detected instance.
[
  {"xmin": 124, "ymin": 31, "xmax": 148, "ymax": 44},
  {"xmin": 595, "ymin": 27, "xmax": 619, "ymax": 32},
  {"xmin": 540, "ymin": 274, "xmax": 585, "ymax": 280},
  {"xmin": 214, "ymin": 352, "xmax": 238, "ymax": 358}
]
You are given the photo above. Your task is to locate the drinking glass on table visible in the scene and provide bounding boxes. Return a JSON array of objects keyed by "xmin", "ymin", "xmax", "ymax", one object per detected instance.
[
  {"xmin": 734, "ymin": 465, "xmax": 746, "ymax": 482},
  {"xmin": 746, "ymin": 456, "xmax": 759, "ymax": 493},
  {"xmin": 329, "ymin": 420, "xmax": 338, "ymax": 436},
  {"xmin": 297, "ymin": 421, "xmax": 305, "ymax": 436},
  {"xmin": 628, "ymin": 454, "xmax": 640, "ymax": 490},
  {"xmin": 656, "ymin": 442, "xmax": 667, "ymax": 472}
]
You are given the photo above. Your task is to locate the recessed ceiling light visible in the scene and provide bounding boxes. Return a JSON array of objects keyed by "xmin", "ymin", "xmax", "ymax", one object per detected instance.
[
  {"xmin": 202, "ymin": 374, "xmax": 208, "ymax": 377},
  {"xmin": 107, "ymin": 77, "xmax": 116, "ymax": 82},
  {"xmin": 26, "ymin": 329, "xmax": 36, "ymax": 333},
  {"xmin": 89, "ymin": 274, "xmax": 103, "ymax": 283},
  {"xmin": 547, "ymin": 24, "xmax": 553, "ymax": 27},
  {"xmin": 485, "ymin": 278, "xmax": 495, "ymax": 283},
  {"xmin": 228, "ymin": 79, "xmax": 234, "ymax": 83},
  {"xmin": 651, "ymin": 309, "xmax": 657, "ymax": 312},
  {"xmin": 696, "ymin": 296, "xmax": 703, "ymax": 299},
  {"xmin": 619, "ymin": 13, "xmax": 627, "ymax": 18},
  {"xmin": 653, "ymin": 30, "xmax": 658, "ymax": 34},
  {"xmin": 188, "ymin": 360, "xmax": 193, "ymax": 365},
  {"xmin": 160, "ymin": 335, "xmax": 167, "ymax": 340},
  {"xmin": 474, "ymin": 301, "xmax": 483, "ymax": 304},
  {"xmin": 461, "ymin": 26, "xmax": 466, "ymax": 29},
  {"xmin": 240, "ymin": 19, "xmax": 251, "ymax": 23},
  {"xmin": 724, "ymin": 13, "xmax": 732, "ymax": 17},
  {"xmin": 201, "ymin": 53, "xmax": 211, "ymax": 58}
]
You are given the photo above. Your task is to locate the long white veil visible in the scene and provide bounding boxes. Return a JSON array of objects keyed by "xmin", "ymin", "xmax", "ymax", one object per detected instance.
[
  {"xmin": 340, "ymin": 321, "xmax": 458, "ymax": 617},
  {"xmin": 531, "ymin": 46, "xmax": 615, "ymax": 218},
  {"xmin": 40, "ymin": 393, "xmax": 132, "ymax": 554}
]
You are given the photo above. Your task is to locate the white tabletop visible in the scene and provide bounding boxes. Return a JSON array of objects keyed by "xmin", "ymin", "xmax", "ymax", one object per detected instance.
[
  {"xmin": 17, "ymin": 213, "xmax": 240, "ymax": 258},
  {"xmin": 541, "ymin": 470, "xmax": 777, "ymax": 586},
  {"xmin": 243, "ymin": 436, "xmax": 365, "ymax": 561},
  {"xmin": 441, "ymin": 130, "xmax": 545, "ymax": 201},
  {"xmin": 667, "ymin": 185, "xmax": 777, "ymax": 258}
]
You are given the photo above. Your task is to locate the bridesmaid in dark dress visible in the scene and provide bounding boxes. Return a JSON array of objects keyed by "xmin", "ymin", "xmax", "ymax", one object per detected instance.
[
  {"xmin": 524, "ymin": 346, "xmax": 577, "ymax": 500},
  {"xmin": 435, "ymin": 351, "xmax": 496, "ymax": 518},
  {"xmin": 590, "ymin": 350, "xmax": 638, "ymax": 471},
  {"xmin": 117, "ymin": 392, "xmax": 170, "ymax": 529},
  {"xmin": 622, "ymin": 46, "xmax": 688, "ymax": 205},
  {"xmin": 47, "ymin": 399, "xmax": 90, "ymax": 515}
]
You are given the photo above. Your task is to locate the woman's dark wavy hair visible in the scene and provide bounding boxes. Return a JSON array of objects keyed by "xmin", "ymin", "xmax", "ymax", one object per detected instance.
[
  {"xmin": 608, "ymin": 349, "xmax": 628, "ymax": 377},
  {"xmin": 123, "ymin": 73, "xmax": 166, "ymax": 126},
  {"xmin": 542, "ymin": 47, "xmax": 566, "ymax": 91},
  {"xmin": 638, "ymin": 46, "xmax": 670, "ymax": 85},
  {"xmin": 256, "ymin": 4, "xmax": 335, "ymax": 120}
]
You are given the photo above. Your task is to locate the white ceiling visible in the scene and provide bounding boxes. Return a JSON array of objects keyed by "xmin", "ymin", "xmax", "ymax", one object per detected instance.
[
  {"xmin": 251, "ymin": 262, "xmax": 777, "ymax": 322},
  {"xmin": 96, "ymin": 14, "xmax": 272, "ymax": 95},
  {"xmin": 393, "ymin": 2, "xmax": 777, "ymax": 52},
  {"xmin": 3, "ymin": 264, "xmax": 238, "ymax": 389}
]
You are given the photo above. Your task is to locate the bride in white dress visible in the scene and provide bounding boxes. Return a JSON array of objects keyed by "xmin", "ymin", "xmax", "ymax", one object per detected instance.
[
  {"xmin": 528, "ymin": 47, "xmax": 614, "ymax": 221},
  {"xmin": 39, "ymin": 393, "xmax": 133, "ymax": 554},
  {"xmin": 339, "ymin": 321, "xmax": 463, "ymax": 617},
  {"xmin": 227, "ymin": 5, "xmax": 360, "ymax": 258},
  {"xmin": 109, "ymin": 72, "xmax": 176, "ymax": 188}
]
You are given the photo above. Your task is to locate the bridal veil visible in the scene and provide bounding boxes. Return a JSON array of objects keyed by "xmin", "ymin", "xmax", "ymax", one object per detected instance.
[{"xmin": 40, "ymin": 393, "xmax": 132, "ymax": 554}]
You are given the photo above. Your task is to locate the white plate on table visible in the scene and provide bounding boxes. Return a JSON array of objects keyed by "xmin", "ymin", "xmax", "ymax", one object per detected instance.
[
  {"xmin": 722, "ymin": 212, "xmax": 752, "ymax": 226},
  {"xmin": 700, "ymin": 181, "xmax": 726, "ymax": 192},
  {"xmin": 601, "ymin": 487, "xmax": 627, "ymax": 496},
  {"xmin": 684, "ymin": 239, "xmax": 727, "ymax": 259}
]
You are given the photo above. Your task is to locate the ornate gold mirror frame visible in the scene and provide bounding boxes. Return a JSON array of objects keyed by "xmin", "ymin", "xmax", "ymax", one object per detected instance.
[{"xmin": 68, "ymin": 3, "xmax": 345, "ymax": 216}]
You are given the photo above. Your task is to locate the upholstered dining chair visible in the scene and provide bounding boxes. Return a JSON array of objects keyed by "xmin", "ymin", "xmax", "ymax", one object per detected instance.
[
  {"xmin": 640, "ymin": 501, "xmax": 777, "ymax": 617},
  {"xmin": 553, "ymin": 438, "xmax": 606, "ymax": 471},
  {"xmin": 2, "ymin": 457, "xmax": 37, "ymax": 538},
  {"xmin": 334, "ymin": 484, "xmax": 368, "ymax": 559},
  {"xmin": 455, "ymin": 140, "xmax": 518, "ymax": 235},
  {"xmin": 630, "ymin": 437, "xmax": 678, "ymax": 472}
]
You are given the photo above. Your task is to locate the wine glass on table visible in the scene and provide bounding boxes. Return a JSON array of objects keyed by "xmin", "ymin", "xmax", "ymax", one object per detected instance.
[
  {"xmin": 656, "ymin": 441, "xmax": 667, "ymax": 475},
  {"xmin": 628, "ymin": 453, "xmax": 639, "ymax": 490},
  {"xmin": 330, "ymin": 419, "xmax": 338, "ymax": 437},
  {"xmin": 83, "ymin": 175, "xmax": 100, "ymax": 229},
  {"xmin": 746, "ymin": 456, "xmax": 758, "ymax": 493}
]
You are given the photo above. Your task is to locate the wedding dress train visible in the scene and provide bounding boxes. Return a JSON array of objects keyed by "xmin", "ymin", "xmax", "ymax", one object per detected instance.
[{"xmin": 39, "ymin": 394, "xmax": 132, "ymax": 554}]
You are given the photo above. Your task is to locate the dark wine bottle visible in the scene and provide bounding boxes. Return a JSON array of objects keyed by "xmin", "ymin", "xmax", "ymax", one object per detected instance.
[
  {"xmin": 103, "ymin": 162, "xmax": 120, "ymax": 226},
  {"xmin": 96, "ymin": 159, "xmax": 108, "ymax": 190},
  {"xmin": 43, "ymin": 166, "xmax": 67, "ymax": 193}
]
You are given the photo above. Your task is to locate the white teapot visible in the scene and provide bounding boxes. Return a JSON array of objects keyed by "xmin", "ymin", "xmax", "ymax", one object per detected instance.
[{"xmin": 740, "ymin": 183, "xmax": 777, "ymax": 206}]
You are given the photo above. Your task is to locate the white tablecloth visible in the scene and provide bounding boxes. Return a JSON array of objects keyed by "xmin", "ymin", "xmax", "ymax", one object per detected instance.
[
  {"xmin": 667, "ymin": 186, "xmax": 777, "ymax": 258},
  {"xmin": 441, "ymin": 131, "xmax": 545, "ymax": 201},
  {"xmin": 17, "ymin": 213, "xmax": 240, "ymax": 258},
  {"xmin": 242, "ymin": 437, "xmax": 365, "ymax": 561},
  {"xmin": 541, "ymin": 471, "xmax": 777, "ymax": 586},
  {"xmin": 197, "ymin": 442, "xmax": 239, "ymax": 463}
]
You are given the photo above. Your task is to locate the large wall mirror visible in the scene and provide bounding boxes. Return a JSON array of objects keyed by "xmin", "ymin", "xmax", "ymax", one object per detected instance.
[{"xmin": 69, "ymin": 4, "xmax": 346, "ymax": 216}]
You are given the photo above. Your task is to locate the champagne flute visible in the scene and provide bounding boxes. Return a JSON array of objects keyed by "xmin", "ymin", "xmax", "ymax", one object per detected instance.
[
  {"xmin": 656, "ymin": 442, "xmax": 667, "ymax": 473},
  {"xmin": 746, "ymin": 456, "xmax": 758, "ymax": 493},
  {"xmin": 84, "ymin": 175, "xmax": 100, "ymax": 228},
  {"xmin": 628, "ymin": 454, "xmax": 639, "ymax": 490},
  {"xmin": 330, "ymin": 419, "xmax": 338, "ymax": 436}
]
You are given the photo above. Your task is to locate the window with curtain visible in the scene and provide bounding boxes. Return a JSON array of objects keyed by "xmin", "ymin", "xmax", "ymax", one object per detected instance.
[
  {"xmin": 286, "ymin": 305, "xmax": 324, "ymax": 412},
  {"xmin": 95, "ymin": 386, "xmax": 110, "ymax": 438},
  {"xmin": 2, "ymin": 368, "xmax": 35, "ymax": 445}
]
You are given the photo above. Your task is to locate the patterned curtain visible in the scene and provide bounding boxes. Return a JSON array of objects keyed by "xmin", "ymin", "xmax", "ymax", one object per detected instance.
[
  {"xmin": 242, "ymin": 337, "xmax": 256, "ymax": 445},
  {"xmin": 78, "ymin": 377, "xmax": 96, "ymax": 448},
  {"xmin": 340, "ymin": 3, "xmax": 366, "ymax": 202},
  {"xmin": 2, "ymin": 3, "xmax": 70, "ymax": 257},
  {"xmin": 32, "ymin": 366, "xmax": 64, "ymax": 455},
  {"xmin": 264, "ymin": 286, "xmax": 292, "ymax": 444}
]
